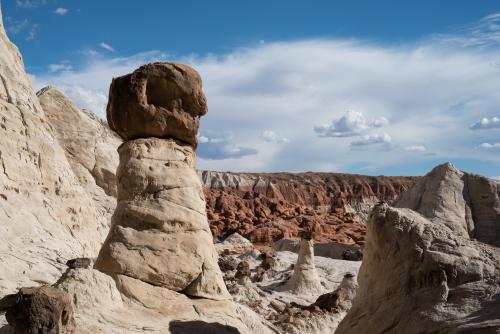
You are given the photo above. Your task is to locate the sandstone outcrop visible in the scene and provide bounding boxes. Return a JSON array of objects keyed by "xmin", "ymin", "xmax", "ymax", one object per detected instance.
[
  {"xmin": 336, "ymin": 203, "xmax": 500, "ymax": 334},
  {"xmin": 106, "ymin": 62, "xmax": 207, "ymax": 146},
  {"xmin": 0, "ymin": 286, "xmax": 75, "ymax": 334},
  {"xmin": 395, "ymin": 162, "xmax": 500, "ymax": 247},
  {"xmin": 282, "ymin": 232, "xmax": 323, "ymax": 295},
  {"xmin": 0, "ymin": 2, "xmax": 108, "ymax": 297},
  {"xmin": 201, "ymin": 170, "xmax": 418, "ymax": 246}
]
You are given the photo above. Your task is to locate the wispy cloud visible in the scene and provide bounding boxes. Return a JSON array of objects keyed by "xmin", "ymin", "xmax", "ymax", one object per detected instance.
[
  {"xmin": 437, "ymin": 12, "xmax": 500, "ymax": 48},
  {"xmin": 350, "ymin": 133, "xmax": 392, "ymax": 149},
  {"xmin": 54, "ymin": 7, "xmax": 68, "ymax": 16},
  {"xmin": 48, "ymin": 62, "xmax": 72, "ymax": 73},
  {"xmin": 16, "ymin": 0, "xmax": 47, "ymax": 9},
  {"xmin": 6, "ymin": 18, "xmax": 29, "ymax": 34},
  {"xmin": 470, "ymin": 116, "xmax": 500, "ymax": 130},
  {"xmin": 403, "ymin": 145, "xmax": 427, "ymax": 152},
  {"xmin": 100, "ymin": 42, "xmax": 115, "ymax": 52},
  {"xmin": 5, "ymin": 17, "xmax": 37, "ymax": 41}
]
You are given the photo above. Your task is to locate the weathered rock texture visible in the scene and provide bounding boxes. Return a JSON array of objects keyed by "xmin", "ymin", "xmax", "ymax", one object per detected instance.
[
  {"xmin": 395, "ymin": 163, "xmax": 500, "ymax": 247},
  {"xmin": 282, "ymin": 232, "xmax": 323, "ymax": 295},
  {"xmin": 336, "ymin": 203, "xmax": 500, "ymax": 334},
  {"xmin": 0, "ymin": 286, "xmax": 75, "ymax": 334},
  {"xmin": 106, "ymin": 62, "xmax": 207, "ymax": 146},
  {"xmin": 0, "ymin": 3, "xmax": 108, "ymax": 297},
  {"xmin": 95, "ymin": 138, "xmax": 229, "ymax": 299},
  {"xmin": 201, "ymin": 170, "xmax": 418, "ymax": 246},
  {"xmin": 38, "ymin": 86, "xmax": 121, "ymax": 213}
]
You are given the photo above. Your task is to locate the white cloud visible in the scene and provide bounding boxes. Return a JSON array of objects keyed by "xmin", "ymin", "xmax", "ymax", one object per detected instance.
[
  {"xmin": 5, "ymin": 18, "xmax": 37, "ymax": 41},
  {"xmin": 29, "ymin": 14, "xmax": 500, "ymax": 174},
  {"xmin": 260, "ymin": 130, "xmax": 288, "ymax": 143},
  {"xmin": 100, "ymin": 42, "xmax": 115, "ymax": 52},
  {"xmin": 197, "ymin": 134, "xmax": 258, "ymax": 160},
  {"xmin": 350, "ymin": 133, "xmax": 392, "ymax": 148},
  {"xmin": 6, "ymin": 18, "xmax": 29, "ymax": 34},
  {"xmin": 54, "ymin": 7, "xmax": 68, "ymax": 16},
  {"xmin": 48, "ymin": 62, "xmax": 72, "ymax": 73},
  {"xmin": 16, "ymin": 0, "xmax": 47, "ymax": 8},
  {"xmin": 478, "ymin": 142, "xmax": 500, "ymax": 149},
  {"xmin": 403, "ymin": 145, "xmax": 427, "ymax": 152},
  {"xmin": 470, "ymin": 116, "xmax": 500, "ymax": 130},
  {"xmin": 315, "ymin": 110, "xmax": 388, "ymax": 138}
]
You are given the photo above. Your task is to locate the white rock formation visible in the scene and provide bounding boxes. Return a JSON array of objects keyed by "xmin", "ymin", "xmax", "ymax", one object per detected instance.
[
  {"xmin": 95, "ymin": 138, "xmax": 230, "ymax": 299},
  {"xmin": 395, "ymin": 162, "xmax": 500, "ymax": 247},
  {"xmin": 336, "ymin": 203, "xmax": 500, "ymax": 334},
  {"xmin": 282, "ymin": 232, "xmax": 323, "ymax": 295},
  {"xmin": 0, "ymin": 3, "xmax": 108, "ymax": 297}
]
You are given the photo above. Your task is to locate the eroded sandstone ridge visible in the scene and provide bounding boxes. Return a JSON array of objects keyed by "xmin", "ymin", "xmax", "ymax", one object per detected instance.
[{"xmin": 201, "ymin": 171, "xmax": 418, "ymax": 246}]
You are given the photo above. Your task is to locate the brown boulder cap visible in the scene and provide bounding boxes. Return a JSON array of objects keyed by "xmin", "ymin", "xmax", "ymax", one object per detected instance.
[{"xmin": 107, "ymin": 62, "xmax": 208, "ymax": 147}]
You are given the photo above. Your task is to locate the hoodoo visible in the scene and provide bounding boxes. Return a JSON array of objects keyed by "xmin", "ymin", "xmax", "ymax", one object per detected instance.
[
  {"xmin": 94, "ymin": 62, "xmax": 229, "ymax": 299},
  {"xmin": 282, "ymin": 231, "xmax": 323, "ymax": 295}
]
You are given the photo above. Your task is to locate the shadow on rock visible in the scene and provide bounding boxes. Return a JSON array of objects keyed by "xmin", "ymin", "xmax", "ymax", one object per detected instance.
[{"xmin": 169, "ymin": 320, "xmax": 241, "ymax": 334}]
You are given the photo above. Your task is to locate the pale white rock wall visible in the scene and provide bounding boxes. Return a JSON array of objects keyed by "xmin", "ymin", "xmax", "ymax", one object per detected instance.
[
  {"xmin": 0, "ymin": 3, "xmax": 109, "ymax": 297},
  {"xmin": 395, "ymin": 162, "xmax": 500, "ymax": 247}
]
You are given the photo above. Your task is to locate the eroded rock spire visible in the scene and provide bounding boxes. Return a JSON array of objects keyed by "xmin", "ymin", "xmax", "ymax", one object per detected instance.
[{"xmin": 282, "ymin": 231, "xmax": 323, "ymax": 295}]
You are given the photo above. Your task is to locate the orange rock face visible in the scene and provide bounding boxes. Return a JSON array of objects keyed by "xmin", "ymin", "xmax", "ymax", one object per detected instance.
[{"xmin": 202, "ymin": 172, "xmax": 418, "ymax": 246}]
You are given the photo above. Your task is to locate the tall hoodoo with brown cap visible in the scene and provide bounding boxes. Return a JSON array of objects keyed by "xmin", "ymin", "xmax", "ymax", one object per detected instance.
[{"xmin": 95, "ymin": 62, "xmax": 230, "ymax": 300}]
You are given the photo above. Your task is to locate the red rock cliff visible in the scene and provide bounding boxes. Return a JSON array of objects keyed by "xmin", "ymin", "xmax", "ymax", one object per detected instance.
[{"xmin": 200, "ymin": 171, "xmax": 418, "ymax": 246}]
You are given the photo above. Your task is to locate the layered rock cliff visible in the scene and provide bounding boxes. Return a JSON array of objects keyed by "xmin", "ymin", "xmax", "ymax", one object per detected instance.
[{"xmin": 201, "ymin": 171, "xmax": 418, "ymax": 246}]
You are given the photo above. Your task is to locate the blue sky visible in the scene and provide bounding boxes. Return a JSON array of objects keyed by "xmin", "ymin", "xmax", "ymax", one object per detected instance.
[{"xmin": 3, "ymin": 0, "xmax": 500, "ymax": 177}]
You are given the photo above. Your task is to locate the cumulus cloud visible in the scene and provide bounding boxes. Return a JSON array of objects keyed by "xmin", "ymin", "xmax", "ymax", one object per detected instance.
[
  {"xmin": 54, "ymin": 7, "xmax": 68, "ymax": 16},
  {"xmin": 100, "ymin": 42, "xmax": 115, "ymax": 52},
  {"xmin": 197, "ymin": 135, "xmax": 258, "ymax": 160},
  {"xmin": 28, "ymin": 13, "xmax": 500, "ymax": 175},
  {"xmin": 314, "ymin": 110, "xmax": 388, "ymax": 137},
  {"xmin": 350, "ymin": 133, "xmax": 392, "ymax": 149},
  {"xmin": 260, "ymin": 130, "xmax": 288, "ymax": 143},
  {"xmin": 470, "ymin": 116, "xmax": 500, "ymax": 130}
]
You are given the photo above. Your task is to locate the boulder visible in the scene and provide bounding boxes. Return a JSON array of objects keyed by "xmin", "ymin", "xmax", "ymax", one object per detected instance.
[
  {"xmin": 336, "ymin": 203, "xmax": 500, "ymax": 334},
  {"xmin": 0, "ymin": 286, "xmax": 75, "ymax": 334},
  {"xmin": 106, "ymin": 62, "xmax": 207, "ymax": 146}
]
